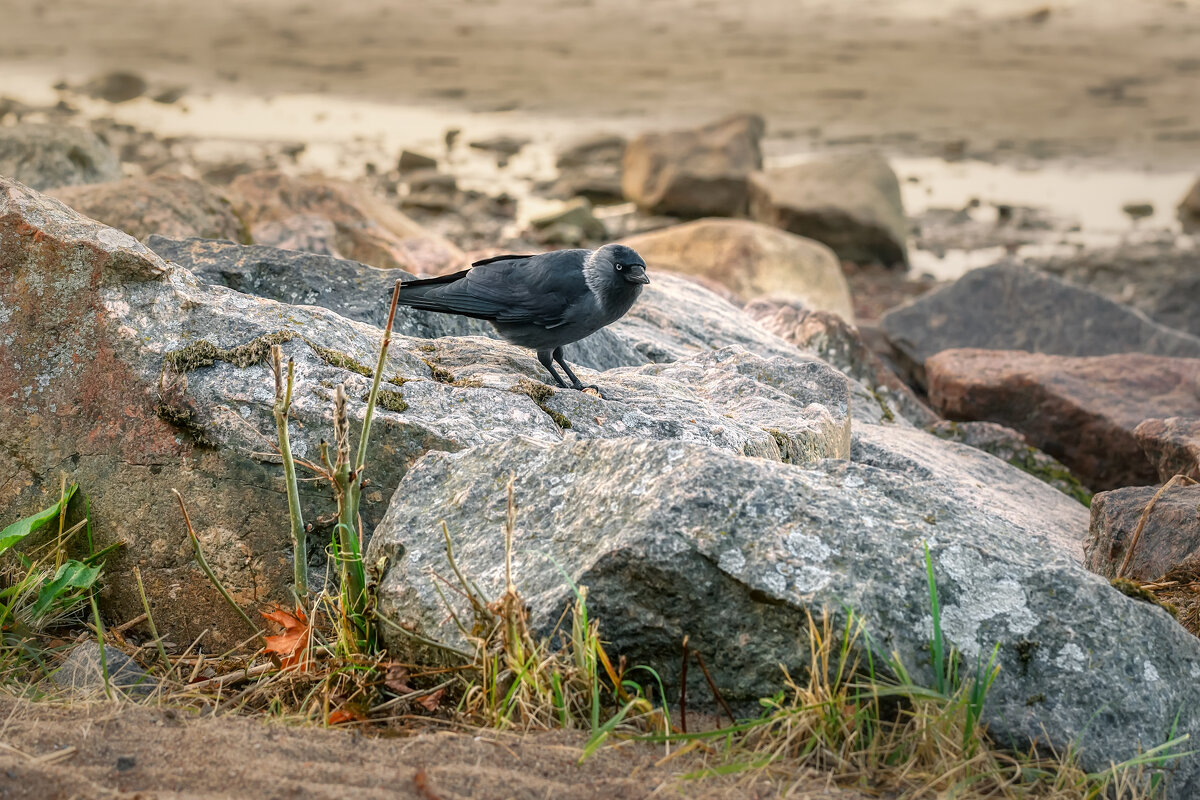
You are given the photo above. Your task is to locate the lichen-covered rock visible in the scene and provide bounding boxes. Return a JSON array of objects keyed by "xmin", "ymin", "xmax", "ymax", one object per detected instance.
[
  {"xmin": 370, "ymin": 435, "xmax": 1200, "ymax": 795},
  {"xmin": 1136, "ymin": 417, "xmax": 1200, "ymax": 482},
  {"xmin": 1085, "ymin": 483, "xmax": 1200, "ymax": 581},
  {"xmin": 928, "ymin": 421, "xmax": 1092, "ymax": 506},
  {"xmin": 747, "ymin": 152, "xmax": 908, "ymax": 267},
  {"xmin": 747, "ymin": 299, "xmax": 936, "ymax": 427},
  {"xmin": 622, "ymin": 218, "xmax": 854, "ymax": 318},
  {"xmin": 51, "ymin": 175, "xmax": 249, "ymax": 243},
  {"xmin": 145, "ymin": 236, "xmax": 646, "ymax": 373},
  {"xmin": 0, "ymin": 122, "xmax": 121, "ymax": 190},
  {"xmin": 227, "ymin": 170, "xmax": 464, "ymax": 273},
  {"xmin": 882, "ymin": 264, "xmax": 1200, "ymax": 387},
  {"xmin": 0, "ymin": 176, "xmax": 852, "ymax": 647},
  {"xmin": 927, "ymin": 348, "xmax": 1200, "ymax": 491},
  {"xmin": 622, "ymin": 114, "xmax": 764, "ymax": 218}
]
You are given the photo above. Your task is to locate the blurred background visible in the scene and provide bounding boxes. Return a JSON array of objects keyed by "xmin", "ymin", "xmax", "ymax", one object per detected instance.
[{"xmin": 1, "ymin": 0, "xmax": 1198, "ymax": 323}]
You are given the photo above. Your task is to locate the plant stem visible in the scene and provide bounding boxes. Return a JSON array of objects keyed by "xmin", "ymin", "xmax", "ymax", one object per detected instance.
[
  {"xmin": 88, "ymin": 589, "xmax": 112, "ymax": 701},
  {"xmin": 355, "ymin": 280, "xmax": 402, "ymax": 473},
  {"xmin": 133, "ymin": 566, "xmax": 168, "ymax": 667},
  {"xmin": 171, "ymin": 489, "xmax": 262, "ymax": 641},
  {"xmin": 271, "ymin": 345, "xmax": 308, "ymax": 599}
]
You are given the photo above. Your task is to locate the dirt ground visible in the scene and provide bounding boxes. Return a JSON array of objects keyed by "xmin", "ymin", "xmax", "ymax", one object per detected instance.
[
  {"xmin": 0, "ymin": 696, "xmax": 868, "ymax": 800},
  {"xmin": 2, "ymin": 0, "xmax": 1199, "ymax": 169}
]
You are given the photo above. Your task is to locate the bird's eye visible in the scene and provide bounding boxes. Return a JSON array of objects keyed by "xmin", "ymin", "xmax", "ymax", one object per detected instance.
[{"xmin": 615, "ymin": 263, "xmax": 624, "ymax": 270}]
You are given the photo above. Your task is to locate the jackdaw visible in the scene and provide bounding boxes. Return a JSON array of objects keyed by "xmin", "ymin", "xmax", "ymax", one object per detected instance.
[{"xmin": 396, "ymin": 244, "xmax": 649, "ymax": 393}]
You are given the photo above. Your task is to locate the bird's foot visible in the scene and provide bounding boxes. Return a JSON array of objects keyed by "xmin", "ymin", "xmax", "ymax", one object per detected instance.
[{"xmin": 574, "ymin": 384, "xmax": 603, "ymax": 399}]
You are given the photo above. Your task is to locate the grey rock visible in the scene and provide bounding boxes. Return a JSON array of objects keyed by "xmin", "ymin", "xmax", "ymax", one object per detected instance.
[
  {"xmin": 881, "ymin": 264, "xmax": 1200, "ymax": 387},
  {"xmin": 622, "ymin": 114, "xmax": 764, "ymax": 218},
  {"xmin": 748, "ymin": 152, "xmax": 908, "ymax": 267},
  {"xmin": 928, "ymin": 421, "xmax": 1092, "ymax": 506},
  {"xmin": 371, "ymin": 434, "xmax": 1200, "ymax": 795},
  {"xmin": 0, "ymin": 123, "xmax": 121, "ymax": 190},
  {"xmin": 51, "ymin": 642, "xmax": 157, "ymax": 698},
  {"xmin": 608, "ymin": 272, "xmax": 898, "ymax": 426},
  {"xmin": 2, "ymin": 176, "xmax": 856, "ymax": 647},
  {"xmin": 145, "ymin": 236, "xmax": 645, "ymax": 373},
  {"xmin": 1034, "ymin": 243, "xmax": 1200, "ymax": 339}
]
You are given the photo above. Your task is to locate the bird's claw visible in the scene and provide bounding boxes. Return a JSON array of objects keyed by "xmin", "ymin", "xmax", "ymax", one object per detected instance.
[{"xmin": 576, "ymin": 384, "xmax": 603, "ymax": 399}]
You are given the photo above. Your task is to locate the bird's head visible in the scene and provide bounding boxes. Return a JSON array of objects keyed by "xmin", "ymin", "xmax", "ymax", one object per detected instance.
[{"xmin": 591, "ymin": 243, "xmax": 650, "ymax": 285}]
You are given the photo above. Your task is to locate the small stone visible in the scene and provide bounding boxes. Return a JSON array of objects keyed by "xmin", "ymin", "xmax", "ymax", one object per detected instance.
[
  {"xmin": 398, "ymin": 149, "xmax": 438, "ymax": 173},
  {"xmin": 1086, "ymin": 483, "xmax": 1200, "ymax": 581},
  {"xmin": 51, "ymin": 642, "xmax": 157, "ymax": 699},
  {"xmin": 82, "ymin": 71, "xmax": 147, "ymax": 103},
  {"xmin": 1136, "ymin": 418, "xmax": 1200, "ymax": 482}
]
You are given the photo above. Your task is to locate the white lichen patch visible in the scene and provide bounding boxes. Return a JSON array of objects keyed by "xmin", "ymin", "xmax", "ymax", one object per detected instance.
[
  {"xmin": 1055, "ymin": 642, "xmax": 1087, "ymax": 673},
  {"xmin": 1144, "ymin": 661, "xmax": 1160, "ymax": 682},
  {"xmin": 928, "ymin": 544, "xmax": 1039, "ymax": 658}
]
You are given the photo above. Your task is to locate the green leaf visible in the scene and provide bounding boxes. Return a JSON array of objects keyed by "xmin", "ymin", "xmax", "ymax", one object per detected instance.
[
  {"xmin": 30, "ymin": 559, "xmax": 102, "ymax": 619},
  {"xmin": 0, "ymin": 485, "xmax": 78, "ymax": 555}
]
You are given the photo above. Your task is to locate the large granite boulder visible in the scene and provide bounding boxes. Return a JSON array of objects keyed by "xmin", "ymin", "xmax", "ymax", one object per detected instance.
[
  {"xmin": 0, "ymin": 122, "xmax": 121, "ymax": 191},
  {"xmin": 622, "ymin": 218, "xmax": 854, "ymax": 318},
  {"xmin": 882, "ymin": 264, "xmax": 1200, "ymax": 388},
  {"xmin": 622, "ymin": 114, "xmax": 764, "ymax": 218},
  {"xmin": 51, "ymin": 175, "xmax": 249, "ymax": 243},
  {"xmin": 369, "ymin": 432, "xmax": 1200, "ymax": 795},
  {"xmin": 227, "ymin": 170, "xmax": 464, "ymax": 274},
  {"xmin": 927, "ymin": 349, "xmax": 1200, "ymax": 491},
  {"xmin": 145, "ymin": 236, "xmax": 644, "ymax": 372},
  {"xmin": 748, "ymin": 152, "xmax": 908, "ymax": 268},
  {"xmin": 0, "ymin": 175, "xmax": 854, "ymax": 648}
]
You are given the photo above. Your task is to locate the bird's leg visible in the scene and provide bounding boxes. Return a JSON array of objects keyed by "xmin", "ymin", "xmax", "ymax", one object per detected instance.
[
  {"xmin": 536, "ymin": 350, "xmax": 570, "ymax": 389},
  {"xmin": 552, "ymin": 347, "xmax": 601, "ymax": 396}
]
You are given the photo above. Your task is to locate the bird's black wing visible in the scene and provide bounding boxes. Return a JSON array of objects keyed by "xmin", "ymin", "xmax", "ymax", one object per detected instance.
[{"xmin": 398, "ymin": 250, "xmax": 591, "ymax": 328}]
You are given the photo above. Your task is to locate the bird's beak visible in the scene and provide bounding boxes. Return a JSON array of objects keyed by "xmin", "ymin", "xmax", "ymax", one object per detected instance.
[{"xmin": 625, "ymin": 264, "xmax": 650, "ymax": 284}]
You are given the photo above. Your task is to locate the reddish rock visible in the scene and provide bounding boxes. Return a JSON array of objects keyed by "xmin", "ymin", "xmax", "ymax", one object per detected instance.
[
  {"xmin": 50, "ymin": 174, "xmax": 249, "ymax": 243},
  {"xmin": 1085, "ymin": 483, "xmax": 1200, "ymax": 580},
  {"xmin": 927, "ymin": 349, "xmax": 1200, "ymax": 491},
  {"xmin": 1136, "ymin": 417, "xmax": 1200, "ymax": 482},
  {"xmin": 228, "ymin": 170, "xmax": 464, "ymax": 274}
]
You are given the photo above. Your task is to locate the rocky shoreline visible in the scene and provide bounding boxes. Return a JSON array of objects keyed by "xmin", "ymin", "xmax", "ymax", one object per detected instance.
[{"xmin": 3, "ymin": 85, "xmax": 1200, "ymax": 795}]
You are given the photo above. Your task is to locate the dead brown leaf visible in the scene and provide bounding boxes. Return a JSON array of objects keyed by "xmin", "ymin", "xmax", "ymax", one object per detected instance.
[
  {"xmin": 385, "ymin": 664, "xmax": 414, "ymax": 694},
  {"xmin": 416, "ymin": 688, "xmax": 445, "ymax": 712},
  {"xmin": 261, "ymin": 605, "xmax": 311, "ymax": 670}
]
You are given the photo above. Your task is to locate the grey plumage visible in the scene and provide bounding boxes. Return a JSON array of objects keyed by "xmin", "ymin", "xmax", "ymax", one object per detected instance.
[{"xmin": 397, "ymin": 243, "xmax": 649, "ymax": 393}]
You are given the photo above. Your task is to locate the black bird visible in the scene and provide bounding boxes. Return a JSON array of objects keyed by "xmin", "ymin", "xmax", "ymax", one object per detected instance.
[{"xmin": 397, "ymin": 244, "xmax": 649, "ymax": 393}]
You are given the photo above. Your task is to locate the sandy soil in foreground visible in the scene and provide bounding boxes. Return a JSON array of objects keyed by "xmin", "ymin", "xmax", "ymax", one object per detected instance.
[
  {"xmin": 2, "ymin": 0, "xmax": 1199, "ymax": 170},
  {"xmin": 0, "ymin": 696, "xmax": 868, "ymax": 800}
]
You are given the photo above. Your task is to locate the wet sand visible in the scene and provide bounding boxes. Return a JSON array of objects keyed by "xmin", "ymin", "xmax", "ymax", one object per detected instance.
[{"xmin": 3, "ymin": 0, "xmax": 1200, "ymax": 169}]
